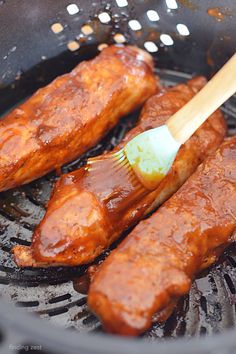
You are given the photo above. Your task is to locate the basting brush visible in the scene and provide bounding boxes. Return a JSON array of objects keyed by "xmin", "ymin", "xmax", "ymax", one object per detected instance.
[{"xmin": 88, "ymin": 53, "xmax": 236, "ymax": 191}]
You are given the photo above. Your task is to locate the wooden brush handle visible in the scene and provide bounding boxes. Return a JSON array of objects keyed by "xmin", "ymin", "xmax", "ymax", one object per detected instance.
[{"xmin": 167, "ymin": 53, "xmax": 236, "ymax": 144}]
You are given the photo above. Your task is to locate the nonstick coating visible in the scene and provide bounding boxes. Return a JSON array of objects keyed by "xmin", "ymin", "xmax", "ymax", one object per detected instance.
[{"xmin": 0, "ymin": 1, "xmax": 236, "ymax": 354}]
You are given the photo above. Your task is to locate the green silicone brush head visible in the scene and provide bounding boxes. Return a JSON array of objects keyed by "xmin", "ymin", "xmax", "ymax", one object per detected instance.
[{"xmin": 124, "ymin": 125, "xmax": 181, "ymax": 190}]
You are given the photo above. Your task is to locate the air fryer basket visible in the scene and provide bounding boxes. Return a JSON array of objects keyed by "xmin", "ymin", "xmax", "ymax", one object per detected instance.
[{"xmin": 0, "ymin": 1, "xmax": 236, "ymax": 353}]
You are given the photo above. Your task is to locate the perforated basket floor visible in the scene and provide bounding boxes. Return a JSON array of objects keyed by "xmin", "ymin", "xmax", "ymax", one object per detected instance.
[{"xmin": 0, "ymin": 70, "xmax": 235, "ymax": 350}]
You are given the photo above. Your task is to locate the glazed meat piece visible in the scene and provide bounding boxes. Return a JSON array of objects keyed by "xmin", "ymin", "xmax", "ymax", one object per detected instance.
[
  {"xmin": 88, "ymin": 136, "xmax": 236, "ymax": 336},
  {"xmin": 13, "ymin": 77, "xmax": 226, "ymax": 267},
  {"xmin": 0, "ymin": 45, "xmax": 157, "ymax": 192}
]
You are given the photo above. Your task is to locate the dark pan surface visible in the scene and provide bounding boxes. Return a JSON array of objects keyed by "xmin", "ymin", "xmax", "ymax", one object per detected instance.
[
  {"xmin": 0, "ymin": 69, "xmax": 235, "ymax": 342},
  {"xmin": 0, "ymin": 1, "xmax": 236, "ymax": 352}
]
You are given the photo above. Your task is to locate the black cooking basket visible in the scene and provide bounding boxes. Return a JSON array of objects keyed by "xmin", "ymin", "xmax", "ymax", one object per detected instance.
[{"xmin": 0, "ymin": 1, "xmax": 236, "ymax": 354}]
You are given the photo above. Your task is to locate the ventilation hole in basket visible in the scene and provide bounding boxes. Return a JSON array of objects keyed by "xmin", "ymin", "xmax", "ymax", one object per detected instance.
[
  {"xmin": 200, "ymin": 296, "xmax": 208, "ymax": 315},
  {"xmin": 49, "ymin": 293, "xmax": 71, "ymax": 304},
  {"xmin": 0, "ymin": 265, "xmax": 14, "ymax": 273},
  {"xmin": 0, "ymin": 276, "xmax": 9, "ymax": 285},
  {"xmin": 50, "ymin": 23, "xmax": 64, "ymax": 34},
  {"xmin": 113, "ymin": 33, "xmax": 126, "ymax": 43},
  {"xmin": 0, "ymin": 244, "xmax": 11, "ymax": 252},
  {"xmin": 147, "ymin": 10, "xmax": 160, "ymax": 21},
  {"xmin": 47, "ymin": 279, "xmax": 67, "ymax": 286},
  {"xmin": 200, "ymin": 326, "xmax": 207, "ymax": 335},
  {"xmin": 16, "ymin": 300, "xmax": 39, "ymax": 308},
  {"xmin": 48, "ymin": 307, "xmax": 69, "ymax": 317},
  {"xmin": 73, "ymin": 308, "xmax": 89, "ymax": 321},
  {"xmin": 24, "ymin": 281, "xmax": 40, "ymax": 288},
  {"xmin": 10, "ymin": 237, "xmax": 31, "ymax": 246},
  {"xmin": 227, "ymin": 255, "xmax": 236, "ymax": 267},
  {"xmin": 144, "ymin": 41, "xmax": 158, "ymax": 52},
  {"xmin": 66, "ymin": 4, "xmax": 79, "ymax": 15},
  {"xmin": 76, "ymin": 297, "xmax": 87, "ymax": 307},
  {"xmin": 82, "ymin": 314, "xmax": 99, "ymax": 326},
  {"xmin": 116, "ymin": 0, "xmax": 128, "ymax": 7},
  {"xmin": 23, "ymin": 269, "xmax": 42, "ymax": 278},
  {"xmin": 98, "ymin": 43, "xmax": 108, "ymax": 51},
  {"xmin": 0, "ymin": 208, "xmax": 19, "ymax": 223},
  {"xmin": 41, "ymin": 56, "xmax": 47, "ymax": 61},
  {"xmin": 224, "ymin": 274, "xmax": 236, "ymax": 294},
  {"xmin": 165, "ymin": 0, "xmax": 178, "ymax": 9},
  {"xmin": 176, "ymin": 23, "xmax": 190, "ymax": 36},
  {"xmin": 98, "ymin": 12, "xmax": 111, "ymax": 24},
  {"xmin": 128, "ymin": 19, "xmax": 142, "ymax": 31},
  {"xmin": 212, "ymin": 302, "xmax": 222, "ymax": 322},
  {"xmin": 81, "ymin": 25, "xmax": 93, "ymax": 35},
  {"xmin": 160, "ymin": 33, "xmax": 174, "ymax": 45},
  {"xmin": 9, "ymin": 46, "xmax": 16, "ymax": 53},
  {"xmin": 0, "ymin": 209, "xmax": 34, "ymax": 231},
  {"xmin": 209, "ymin": 275, "xmax": 218, "ymax": 293},
  {"xmin": 177, "ymin": 320, "xmax": 186, "ymax": 336},
  {"xmin": 67, "ymin": 40, "xmax": 80, "ymax": 51}
]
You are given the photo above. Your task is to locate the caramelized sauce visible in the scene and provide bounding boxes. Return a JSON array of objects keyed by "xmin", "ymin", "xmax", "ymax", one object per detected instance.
[
  {"xmin": 207, "ymin": 7, "xmax": 233, "ymax": 21},
  {"xmin": 80, "ymin": 156, "xmax": 149, "ymax": 224},
  {"xmin": 13, "ymin": 77, "xmax": 226, "ymax": 268},
  {"xmin": 178, "ymin": 0, "xmax": 198, "ymax": 10},
  {"xmin": 88, "ymin": 137, "xmax": 236, "ymax": 336},
  {"xmin": 73, "ymin": 273, "xmax": 90, "ymax": 295},
  {"xmin": 0, "ymin": 45, "xmax": 157, "ymax": 192},
  {"xmin": 73, "ymin": 264, "xmax": 100, "ymax": 294}
]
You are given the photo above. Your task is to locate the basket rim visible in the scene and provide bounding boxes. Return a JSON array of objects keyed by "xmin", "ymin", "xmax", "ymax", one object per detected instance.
[{"xmin": 0, "ymin": 299, "xmax": 235, "ymax": 354}]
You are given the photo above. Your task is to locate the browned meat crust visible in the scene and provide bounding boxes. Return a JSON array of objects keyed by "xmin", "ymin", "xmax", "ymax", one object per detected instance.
[
  {"xmin": 13, "ymin": 77, "xmax": 226, "ymax": 267},
  {"xmin": 88, "ymin": 136, "xmax": 236, "ymax": 336},
  {"xmin": 0, "ymin": 45, "xmax": 157, "ymax": 191}
]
